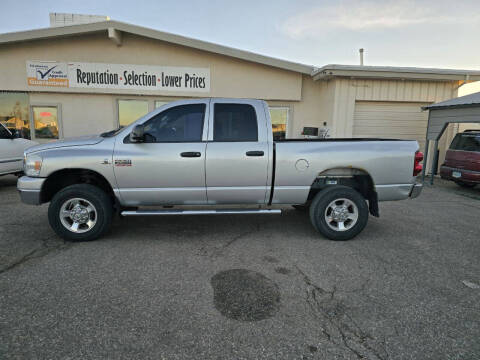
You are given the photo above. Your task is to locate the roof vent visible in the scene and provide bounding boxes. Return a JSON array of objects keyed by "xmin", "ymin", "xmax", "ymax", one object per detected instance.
[
  {"xmin": 359, "ymin": 48, "xmax": 364, "ymax": 66},
  {"xmin": 49, "ymin": 13, "xmax": 110, "ymax": 27}
]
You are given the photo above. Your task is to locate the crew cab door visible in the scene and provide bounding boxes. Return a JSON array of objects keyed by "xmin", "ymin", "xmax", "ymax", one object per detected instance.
[
  {"xmin": 205, "ymin": 99, "xmax": 270, "ymax": 204},
  {"xmin": 113, "ymin": 100, "xmax": 209, "ymax": 206}
]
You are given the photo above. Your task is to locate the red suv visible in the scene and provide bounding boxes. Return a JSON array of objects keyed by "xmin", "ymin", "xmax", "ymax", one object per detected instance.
[{"xmin": 440, "ymin": 130, "xmax": 480, "ymax": 188}]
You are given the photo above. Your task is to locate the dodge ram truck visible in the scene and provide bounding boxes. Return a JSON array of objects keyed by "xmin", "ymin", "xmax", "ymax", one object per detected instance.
[{"xmin": 17, "ymin": 98, "xmax": 423, "ymax": 241}]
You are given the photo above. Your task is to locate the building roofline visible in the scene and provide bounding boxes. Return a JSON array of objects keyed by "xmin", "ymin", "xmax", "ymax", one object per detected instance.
[
  {"xmin": 0, "ymin": 20, "xmax": 314, "ymax": 75},
  {"xmin": 312, "ymin": 64, "xmax": 480, "ymax": 82},
  {"xmin": 2, "ymin": 21, "xmax": 480, "ymax": 82}
]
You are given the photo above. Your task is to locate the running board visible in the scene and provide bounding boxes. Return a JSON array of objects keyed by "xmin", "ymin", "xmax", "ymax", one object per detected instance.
[{"xmin": 121, "ymin": 209, "xmax": 281, "ymax": 216}]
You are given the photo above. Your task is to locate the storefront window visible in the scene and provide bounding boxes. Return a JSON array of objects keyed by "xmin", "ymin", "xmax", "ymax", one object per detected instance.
[
  {"xmin": 32, "ymin": 106, "xmax": 59, "ymax": 139},
  {"xmin": 0, "ymin": 92, "xmax": 30, "ymax": 139},
  {"xmin": 269, "ymin": 107, "xmax": 288, "ymax": 140},
  {"xmin": 118, "ymin": 100, "xmax": 149, "ymax": 127},
  {"xmin": 155, "ymin": 100, "xmax": 170, "ymax": 108}
]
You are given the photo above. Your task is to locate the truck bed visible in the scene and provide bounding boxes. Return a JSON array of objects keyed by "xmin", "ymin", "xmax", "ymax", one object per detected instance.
[{"xmin": 271, "ymin": 139, "xmax": 418, "ymax": 204}]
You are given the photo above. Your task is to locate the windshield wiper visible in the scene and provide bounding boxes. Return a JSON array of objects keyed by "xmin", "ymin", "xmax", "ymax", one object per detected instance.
[{"xmin": 100, "ymin": 127, "xmax": 123, "ymax": 137}]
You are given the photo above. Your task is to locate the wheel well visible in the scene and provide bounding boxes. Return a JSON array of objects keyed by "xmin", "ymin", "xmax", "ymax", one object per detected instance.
[
  {"xmin": 40, "ymin": 169, "xmax": 115, "ymax": 204},
  {"xmin": 307, "ymin": 168, "xmax": 379, "ymax": 217}
]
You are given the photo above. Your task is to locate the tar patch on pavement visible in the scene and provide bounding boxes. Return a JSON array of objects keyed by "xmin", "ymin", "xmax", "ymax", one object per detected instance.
[{"xmin": 211, "ymin": 269, "xmax": 281, "ymax": 321}]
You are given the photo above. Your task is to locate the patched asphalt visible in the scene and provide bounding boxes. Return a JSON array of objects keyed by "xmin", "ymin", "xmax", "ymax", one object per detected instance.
[{"xmin": 1, "ymin": 175, "xmax": 479, "ymax": 359}]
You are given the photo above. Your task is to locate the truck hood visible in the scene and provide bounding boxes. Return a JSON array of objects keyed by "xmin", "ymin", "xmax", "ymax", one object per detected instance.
[{"xmin": 25, "ymin": 136, "xmax": 105, "ymax": 154}]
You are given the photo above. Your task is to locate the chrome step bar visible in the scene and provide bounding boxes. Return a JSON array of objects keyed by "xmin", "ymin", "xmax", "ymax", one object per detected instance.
[{"xmin": 121, "ymin": 209, "xmax": 281, "ymax": 216}]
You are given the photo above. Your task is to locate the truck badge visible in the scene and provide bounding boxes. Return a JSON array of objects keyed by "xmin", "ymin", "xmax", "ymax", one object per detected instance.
[{"xmin": 115, "ymin": 159, "xmax": 132, "ymax": 167}]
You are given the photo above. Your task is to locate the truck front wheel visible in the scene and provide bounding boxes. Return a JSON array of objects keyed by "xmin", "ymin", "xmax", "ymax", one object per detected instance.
[
  {"xmin": 309, "ymin": 186, "xmax": 368, "ymax": 241},
  {"xmin": 48, "ymin": 184, "xmax": 113, "ymax": 242}
]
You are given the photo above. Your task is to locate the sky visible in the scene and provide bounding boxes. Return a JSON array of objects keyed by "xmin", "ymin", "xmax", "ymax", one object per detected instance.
[{"xmin": 1, "ymin": 0, "xmax": 480, "ymax": 73}]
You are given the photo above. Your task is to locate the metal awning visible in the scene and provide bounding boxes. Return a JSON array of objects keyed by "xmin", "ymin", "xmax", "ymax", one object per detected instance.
[{"xmin": 422, "ymin": 91, "xmax": 480, "ymax": 184}]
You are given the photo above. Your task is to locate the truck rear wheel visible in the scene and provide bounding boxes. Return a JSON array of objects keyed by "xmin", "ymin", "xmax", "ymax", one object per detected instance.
[
  {"xmin": 309, "ymin": 186, "xmax": 368, "ymax": 241},
  {"xmin": 48, "ymin": 184, "xmax": 113, "ymax": 242}
]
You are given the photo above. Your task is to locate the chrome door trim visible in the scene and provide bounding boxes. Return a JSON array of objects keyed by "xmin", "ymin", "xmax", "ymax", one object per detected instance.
[{"xmin": 0, "ymin": 158, "xmax": 22, "ymax": 164}]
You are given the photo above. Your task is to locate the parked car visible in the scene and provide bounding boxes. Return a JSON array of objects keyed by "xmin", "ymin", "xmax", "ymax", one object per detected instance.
[
  {"xmin": 440, "ymin": 130, "xmax": 480, "ymax": 188},
  {"xmin": 0, "ymin": 123, "xmax": 37, "ymax": 176},
  {"xmin": 17, "ymin": 98, "xmax": 423, "ymax": 242}
]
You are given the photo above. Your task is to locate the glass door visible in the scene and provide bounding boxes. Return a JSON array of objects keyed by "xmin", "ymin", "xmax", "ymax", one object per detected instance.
[{"xmin": 31, "ymin": 106, "xmax": 60, "ymax": 142}]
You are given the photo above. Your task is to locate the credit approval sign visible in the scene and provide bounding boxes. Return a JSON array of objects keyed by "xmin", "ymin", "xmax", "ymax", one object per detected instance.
[{"xmin": 26, "ymin": 61, "xmax": 210, "ymax": 93}]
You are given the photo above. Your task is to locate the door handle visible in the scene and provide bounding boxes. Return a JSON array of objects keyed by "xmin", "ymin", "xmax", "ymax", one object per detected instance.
[
  {"xmin": 246, "ymin": 151, "xmax": 264, "ymax": 157},
  {"xmin": 180, "ymin": 152, "xmax": 201, "ymax": 157}
]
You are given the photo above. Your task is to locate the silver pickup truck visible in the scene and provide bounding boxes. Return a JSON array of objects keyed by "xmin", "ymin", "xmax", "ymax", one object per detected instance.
[{"xmin": 18, "ymin": 98, "xmax": 423, "ymax": 242}]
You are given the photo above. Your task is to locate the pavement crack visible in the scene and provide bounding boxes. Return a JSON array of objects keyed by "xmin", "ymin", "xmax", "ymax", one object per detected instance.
[
  {"xmin": 294, "ymin": 265, "xmax": 388, "ymax": 360},
  {"xmin": 222, "ymin": 230, "xmax": 252, "ymax": 249},
  {"xmin": 197, "ymin": 223, "xmax": 261, "ymax": 259},
  {"xmin": 0, "ymin": 235, "xmax": 71, "ymax": 275}
]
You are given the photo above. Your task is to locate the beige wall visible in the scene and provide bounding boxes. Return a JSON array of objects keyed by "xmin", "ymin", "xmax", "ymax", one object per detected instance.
[
  {"xmin": 267, "ymin": 75, "xmax": 332, "ymax": 138},
  {"xmin": 0, "ymin": 33, "xmax": 302, "ymax": 101},
  {"xmin": 29, "ymin": 92, "xmax": 117, "ymax": 137},
  {"xmin": 331, "ymin": 78, "xmax": 457, "ymax": 137},
  {"xmin": 0, "ymin": 32, "xmax": 319, "ymax": 139},
  {"xmin": 329, "ymin": 78, "xmax": 458, "ymax": 167}
]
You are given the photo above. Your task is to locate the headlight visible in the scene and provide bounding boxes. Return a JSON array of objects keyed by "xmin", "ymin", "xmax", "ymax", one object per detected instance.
[{"xmin": 24, "ymin": 154, "xmax": 43, "ymax": 177}]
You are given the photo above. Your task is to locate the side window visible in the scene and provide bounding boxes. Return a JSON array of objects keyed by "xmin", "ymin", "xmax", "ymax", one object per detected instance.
[
  {"xmin": 0, "ymin": 124, "xmax": 11, "ymax": 139},
  {"xmin": 449, "ymin": 134, "xmax": 461, "ymax": 150},
  {"xmin": 214, "ymin": 104, "xmax": 258, "ymax": 142},
  {"xmin": 142, "ymin": 104, "xmax": 205, "ymax": 143}
]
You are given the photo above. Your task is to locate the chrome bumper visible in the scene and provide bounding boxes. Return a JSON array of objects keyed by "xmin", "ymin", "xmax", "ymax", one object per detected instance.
[
  {"xmin": 409, "ymin": 183, "xmax": 423, "ymax": 199},
  {"xmin": 17, "ymin": 176, "xmax": 45, "ymax": 205}
]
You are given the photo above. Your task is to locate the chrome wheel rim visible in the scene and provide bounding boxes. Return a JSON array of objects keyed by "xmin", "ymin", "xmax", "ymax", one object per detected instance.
[
  {"xmin": 59, "ymin": 198, "xmax": 97, "ymax": 233},
  {"xmin": 324, "ymin": 198, "xmax": 358, "ymax": 232}
]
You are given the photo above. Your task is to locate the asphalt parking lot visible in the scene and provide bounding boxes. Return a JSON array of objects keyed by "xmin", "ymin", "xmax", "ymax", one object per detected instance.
[{"xmin": 1, "ymin": 175, "xmax": 479, "ymax": 360}]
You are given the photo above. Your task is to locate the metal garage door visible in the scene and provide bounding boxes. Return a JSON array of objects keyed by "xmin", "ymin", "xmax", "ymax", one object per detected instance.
[{"xmin": 353, "ymin": 101, "xmax": 429, "ymax": 151}]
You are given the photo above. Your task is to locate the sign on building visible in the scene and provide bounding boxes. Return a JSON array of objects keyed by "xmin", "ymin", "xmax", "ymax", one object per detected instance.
[
  {"xmin": 26, "ymin": 61, "xmax": 69, "ymax": 87},
  {"xmin": 26, "ymin": 61, "xmax": 210, "ymax": 93}
]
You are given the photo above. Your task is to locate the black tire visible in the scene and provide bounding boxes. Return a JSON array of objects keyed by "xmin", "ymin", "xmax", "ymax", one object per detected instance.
[
  {"xmin": 455, "ymin": 181, "xmax": 476, "ymax": 189},
  {"xmin": 292, "ymin": 204, "xmax": 309, "ymax": 212},
  {"xmin": 48, "ymin": 184, "xmax": 113, "ymax": 242},
  {"xmin": 309, "ymin": 186, "xmax": 368, "ymax": 241}
]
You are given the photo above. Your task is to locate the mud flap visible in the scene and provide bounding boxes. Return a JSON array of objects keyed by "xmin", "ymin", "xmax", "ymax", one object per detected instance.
[{"xmin": 368, "ymin": 191, "xmax": 379, "ymax": 217}]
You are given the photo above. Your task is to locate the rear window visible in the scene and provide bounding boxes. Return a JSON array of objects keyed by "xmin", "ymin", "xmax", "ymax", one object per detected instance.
[{"xmin": 450, "ymin": 133, "xmax": 480, "ymax": 152}]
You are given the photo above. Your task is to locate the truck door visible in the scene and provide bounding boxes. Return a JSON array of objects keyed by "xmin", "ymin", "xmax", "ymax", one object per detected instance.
[
  {"xmin": 113, "ymin": 100, "xmax": 209, "ymax": 206},
  {"xmin": 205, "ymin": 100, "xmax": 270, "ymax": 204},
  {"xmin": 0, "ymin": 124, "xmax": 29, "ymax": 175}
]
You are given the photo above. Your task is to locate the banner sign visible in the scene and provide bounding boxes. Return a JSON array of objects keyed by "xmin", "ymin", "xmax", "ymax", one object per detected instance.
[
  {"xmin": 26, "ymin": 61, "xmax": 210, "ymax": 93},
  {"xmin": 27, "ymin": 61, "xmax": 69, "ymax": 87}
]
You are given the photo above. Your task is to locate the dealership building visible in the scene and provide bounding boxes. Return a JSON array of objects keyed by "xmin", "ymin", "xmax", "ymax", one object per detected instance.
[{"xmin": 1, "ymin": 14, "xmax": 480, "ymax": 168}]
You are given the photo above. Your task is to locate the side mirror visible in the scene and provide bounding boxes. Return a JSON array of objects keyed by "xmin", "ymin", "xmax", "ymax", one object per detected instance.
[
  {"xmin": 129, "ymin": 124, "xmax": 145, "ymax": 143},
  {"xmin": 10, "ymin": 129, "xmax": 21, "ymax": 139}
]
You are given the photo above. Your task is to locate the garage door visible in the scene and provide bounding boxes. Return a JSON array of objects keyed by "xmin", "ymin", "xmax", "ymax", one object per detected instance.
[{"xmin": 353, "ymin": 101, "xmax": 429, "ymax": 151}]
